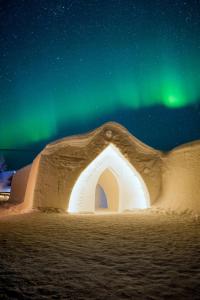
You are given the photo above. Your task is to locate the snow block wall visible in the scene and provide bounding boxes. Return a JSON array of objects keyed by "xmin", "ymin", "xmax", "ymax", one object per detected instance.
[{"xmin": 157, "ymin": 142, "xmax": 200, "ymax": 213}]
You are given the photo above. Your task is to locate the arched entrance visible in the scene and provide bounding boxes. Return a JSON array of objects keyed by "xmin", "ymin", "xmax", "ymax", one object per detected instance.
[
  {"xmin": 68, "ymin": 144, "xmax": 150, "ymax": 213},
  {"xmin": 95, "ymin": 169, "xmax": 119, "ymax": 212}
]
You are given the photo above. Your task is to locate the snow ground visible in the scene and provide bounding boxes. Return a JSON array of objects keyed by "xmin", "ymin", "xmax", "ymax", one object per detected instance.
[{"xmin": 0, "ymin": 212, "xmax": 200, "ymax": 299}]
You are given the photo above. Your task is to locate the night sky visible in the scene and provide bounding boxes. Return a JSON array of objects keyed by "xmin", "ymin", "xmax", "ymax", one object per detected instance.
[{"xmin": 0, "ymin": 0, "xmax": 200, "ymax": 170}]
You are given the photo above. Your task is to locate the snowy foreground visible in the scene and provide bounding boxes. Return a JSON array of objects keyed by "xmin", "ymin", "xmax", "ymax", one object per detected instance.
[{"xmin": 0, "ymin": 212, "xmax": 200, "ymax": 299}]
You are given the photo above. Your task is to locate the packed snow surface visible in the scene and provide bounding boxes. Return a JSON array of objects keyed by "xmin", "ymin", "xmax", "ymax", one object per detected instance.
[{"xmin": 0, "ymin": 212, "xmax": 200, "ymax": 299}]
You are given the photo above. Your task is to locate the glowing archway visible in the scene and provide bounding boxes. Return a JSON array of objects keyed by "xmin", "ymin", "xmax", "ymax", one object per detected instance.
[{"xmin": 68, "ymin": 144, "xmax": 150, "ymax": 213}]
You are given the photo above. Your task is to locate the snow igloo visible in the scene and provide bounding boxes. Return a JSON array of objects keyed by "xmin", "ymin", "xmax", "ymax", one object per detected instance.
[
  {"xmin": 9, "ymin": 122, "xmax": 200, "ymax": 214},
  {"xmin": 10, "ymin": 122, "xmax": 162, "ymax": 213}
]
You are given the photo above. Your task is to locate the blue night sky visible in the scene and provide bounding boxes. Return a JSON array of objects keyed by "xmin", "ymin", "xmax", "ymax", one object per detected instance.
[{"xmin": 0, "ymin": 0, "xmax": 200, "ymax": 169}]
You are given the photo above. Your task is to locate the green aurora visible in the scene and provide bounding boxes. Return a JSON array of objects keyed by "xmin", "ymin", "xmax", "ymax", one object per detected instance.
[{"xmin": 2, "ymin": 56, "xmax": 200, "ymax": 148}]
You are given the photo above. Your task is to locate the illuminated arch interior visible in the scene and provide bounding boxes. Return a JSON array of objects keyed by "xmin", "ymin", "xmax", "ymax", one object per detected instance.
[
  {"xmin": 68, "ymin": 144, "xmax": 150, "ymax": 213},
  {"xmin": 95, "ymin": 169, "xmax": 119, "ymax": 212}
]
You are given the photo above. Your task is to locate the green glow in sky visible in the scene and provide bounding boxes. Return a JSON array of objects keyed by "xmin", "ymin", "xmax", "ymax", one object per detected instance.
[{"xmin": 1, "ymin": 60, "xmax": 199, "ymax": 148}]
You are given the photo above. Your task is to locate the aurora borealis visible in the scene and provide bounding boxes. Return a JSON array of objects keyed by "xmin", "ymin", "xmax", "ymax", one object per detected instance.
[{"xmin": 0, "ymin": 0, "xmax": 200, "ymax": 169}]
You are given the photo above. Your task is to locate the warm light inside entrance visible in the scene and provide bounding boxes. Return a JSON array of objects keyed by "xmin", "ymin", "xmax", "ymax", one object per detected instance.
[
  {"xmin": 95, "ymin": 169, "xmax": 119, "ymax": 212},
  {"xmin": 68, "ymin": 144, "xmax": 150, "ymax": 213}
]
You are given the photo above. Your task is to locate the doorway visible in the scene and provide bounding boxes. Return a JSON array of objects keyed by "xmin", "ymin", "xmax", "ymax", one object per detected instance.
[
  {"xmin": 68, "ymin": 144, "xmax": 150, "ymax": 213},
  {"xmin": 95, "ymin": 169, "xmax": 119, "ymax": 212}
]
